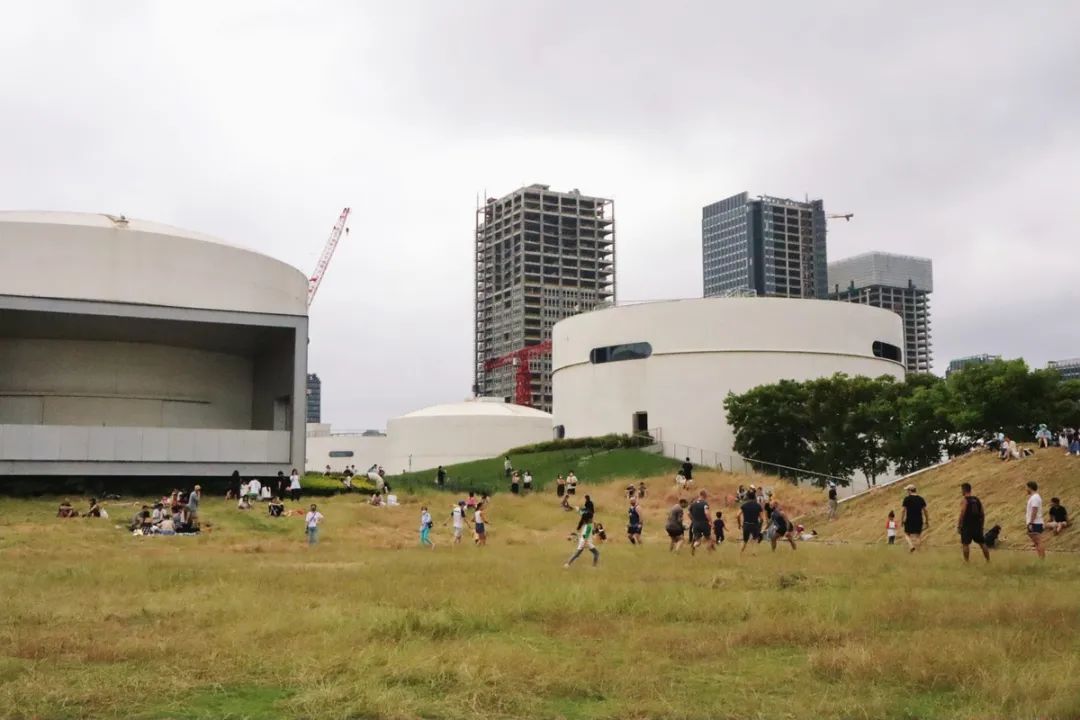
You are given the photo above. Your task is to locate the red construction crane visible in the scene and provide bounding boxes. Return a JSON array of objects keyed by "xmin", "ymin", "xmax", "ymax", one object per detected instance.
[
  {"xmin": 484, "ymin": 340, "xmax": 552, "ymax": 407},
  {"xmin": 307, "ymin": 207, "xmax": 351, "ymax": 307}
]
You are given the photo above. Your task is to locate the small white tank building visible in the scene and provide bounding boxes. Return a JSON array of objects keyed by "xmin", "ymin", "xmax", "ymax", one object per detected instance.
[
  {"xmin": 551, "ymin": 298, "xmax": 905, "ymax": 467},
  {"xmin": 0, "ymin": 211, "xmax": 309, "ymax": 477},
  {"xmin": 383, "ymin": 398, "xmax": 552, "ymax": 474}
]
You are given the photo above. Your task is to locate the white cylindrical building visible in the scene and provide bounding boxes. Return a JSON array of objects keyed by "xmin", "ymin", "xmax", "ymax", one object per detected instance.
[
  {"xmin": 0, "ymin": 211, "xmax": 309, "ymax": 477},
  {"xmin": 551, "ymin": 298, "xmax": 905, "ymax": 467},
  {"xmin": 384, "ymin": 398, "xmax": 552, "ymax": 474}
]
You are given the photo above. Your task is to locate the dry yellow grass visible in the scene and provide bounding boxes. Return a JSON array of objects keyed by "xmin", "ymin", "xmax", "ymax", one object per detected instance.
[
  {"xmin": 804, "ymin": 447, "xmax": 1080, "ymax": 550},
  {"xmin": 1, "ymin": 465, "xmax": 1079, "ymax": 720}
]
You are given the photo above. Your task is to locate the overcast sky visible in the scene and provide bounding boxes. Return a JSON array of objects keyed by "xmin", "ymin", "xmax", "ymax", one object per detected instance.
[{"xmin": 2, "ymin": 1, "xmax": 1078, "ymax": 430}]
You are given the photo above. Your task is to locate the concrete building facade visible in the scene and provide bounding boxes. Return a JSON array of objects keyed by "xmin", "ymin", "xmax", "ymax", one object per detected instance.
[
  {"xmin": 551, "ymin": 298, "xmax": 905, "ymax": 467},
  {"xmin": 1048, "ymin": 358, "xmax": 1080, "ymax": 381},
  {"xmin": 474, "ymin": 184, "xmax": 615, "ymax": 412},
  {"xmin": 946, "ymin": 354, "xmax": 1001, "ymax": 377},
  {"xmin": 304, "ymin": 399, "xmax": 552, "ymax": 476},
  {"xmin": 702, "ymin": 192, "xmax": 827, "ymax": 299},
  {"xmin": 305, "ymin": 373, "xmax": 321, "ymax": 423},
  {"xmin": 0, "ymin": 212, "xmax": 309, "ymax": 477},
  {"xmin": 828, "ymin": 252, "xmax": 934, "ymax": 373}
]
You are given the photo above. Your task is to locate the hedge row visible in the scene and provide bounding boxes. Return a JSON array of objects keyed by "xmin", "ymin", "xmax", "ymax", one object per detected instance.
[{"xmin": 505, "ymin": 433, "xmax": 652, "ymax": 455}]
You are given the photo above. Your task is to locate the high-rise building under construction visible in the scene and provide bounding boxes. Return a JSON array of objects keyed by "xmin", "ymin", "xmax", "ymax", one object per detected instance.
[
  {"xmin": 474, "ymin": 184, "xmax": 615, "ymax": 411},
  {"xmin": 828, "ymin": 252, "xmax": 934, "ymax": 373}
]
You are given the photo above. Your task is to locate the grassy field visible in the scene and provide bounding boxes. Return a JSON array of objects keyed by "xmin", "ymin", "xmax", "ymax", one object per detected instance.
[
  {"xmin": 388, "ymin": 448, "xmax": 681, "ymax": 495},
  {"xmin": 2, "ymin": 467, "xmax": 1079, "ymax": 719},
  {"xmin": 804, "ymin": 447, "xmax": 1080, "ymax": 551}
]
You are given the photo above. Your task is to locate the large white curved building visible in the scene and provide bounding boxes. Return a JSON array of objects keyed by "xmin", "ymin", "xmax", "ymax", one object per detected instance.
[
  {"xmin": 384, "ymin": 399, "xmax": 553, "ymax": 474},
  {"xmin": 0, "ymin": 211, "xmax": 309, "ymax": 477},
  {"xmin": 552, "ymin": 298, "xmax": 905, "ymax": 467}
]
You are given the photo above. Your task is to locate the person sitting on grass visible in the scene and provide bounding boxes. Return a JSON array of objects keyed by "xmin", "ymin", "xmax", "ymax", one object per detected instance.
[
  {"xmin": 85, "ymin": 498, "xmax": 104, "ymax": 518},
  {"xmin": 130, "ymin": 505, "xmax": 150, "ymax": 531},
  {"xmin": 369, "ymin": 493, "xmax": 383, "ymax": 507},
  {"xmin": 268, "ymin": 496, "xmax": 285, "ymax": 517},
  {"xmin": 57, "ymin": 499, "xmax": 78, "ymax": 518},
  {"xmin": 1047, "ymin": 497, "xmax": 1069, "ymax": 534}
]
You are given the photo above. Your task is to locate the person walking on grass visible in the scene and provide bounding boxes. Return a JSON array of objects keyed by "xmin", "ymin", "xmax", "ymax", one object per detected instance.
[
  {"xmin": 901, "ymin": 484, "xmax": 929, "ymax": 553},
  {"xmin": 957, "ymin": 483, "xmax": 989, "ymax": 563},
  {"xmin": 305, "ymin": 503, "xmax": 324, "ymax": 546},
  {"xmin": 510, "ymin": 470, "xmax": 520, "ymax": 495},
  {"xmin": 523, "ymin": 470, "xmax": 533, "ymax": 494},
  {"xmin": 768, "ymin": 501, "xmax": 796, "ymax": 551},
  {"xmin": 666, "ymin": 498, "xmax": 688, "ymax": 553},
  {"xmin": 688, "ymin": 490, "xmax": 712, "ymax": 555},
  {"xmin": 564, "ymin": 516, "xmax": 600, "ymax": 568},
  {"xmin": 886, "ymin": 511, "xmax": 898, "ymax": 545},
  {"xmin": 627, "ymin": 497, "xmax": 644, "ymax": 545},
  {"xmin": 449, "ymin": 501, "xmax": 469, "ymax": 545},
  {"xmin": 738, "ymin": 491, "xmax": 764, "ymax": 554},
  {"xmin": 504, "ymin": 456, "xmax": 513, "ymax": 478},
  {"xmin": 474, "ymin": 503, "xmax": 488, "ymax": 546},
  {"xmin": 419, "ymin": 506, "xmax": 435, "ymax": 549},
  {"xmin": 1026, "ymin": 481, "xmax": 1046, "ymax": 559}
]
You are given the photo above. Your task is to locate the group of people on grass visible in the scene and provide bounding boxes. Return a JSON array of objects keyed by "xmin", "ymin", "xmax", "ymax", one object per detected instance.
[
  {"xmin": 127, "ymin": 486, "xmax": 202, "ymax": 535},
  {"xmin": 888, "ymin": 481, "xmax": 1067, "ymax": 562},
  {"xmin": 231, "ymin": 469, "xmax": 303, "ymax": 511},
  {"xmin": 57, "ymin": 497, "xmax": 110, "ymax": 519},
  {"xmin": 414, "ymin": 492, "xmax": 493, "ymax": 549}
]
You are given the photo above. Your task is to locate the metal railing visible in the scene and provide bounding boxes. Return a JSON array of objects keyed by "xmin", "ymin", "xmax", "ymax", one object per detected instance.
[{"xmin": 647, "ymin": 435, "xmax": 848, "ymax": 487}]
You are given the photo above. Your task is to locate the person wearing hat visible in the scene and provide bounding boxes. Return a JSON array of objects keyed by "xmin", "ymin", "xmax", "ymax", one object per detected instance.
[{"xmin": 901, "ymin": 484, "xmax": 929, "ymax": 553}]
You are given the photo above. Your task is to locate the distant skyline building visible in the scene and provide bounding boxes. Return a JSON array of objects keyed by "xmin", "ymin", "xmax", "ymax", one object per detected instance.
[
  {"xmin": 829, "ymin": 252, "xmax": 934, "ymax": 373},
  {"xmin": 474, "ymin": 184, "xmax": 615, "ymax": 411},
  {"xmin": 305, "ymin": 373, "xmax": 321, "ymax": 424},
  {"xmin": 1048, "ymin": 358, "xmax": 1080, "ymax": 381},
  {"xmin": 946, "ymin": 354, "xmax": 1001, "ymax": 377},
  {"xmin": 702, "ymin": 192, "xmax": 827, "ymax": 299}
]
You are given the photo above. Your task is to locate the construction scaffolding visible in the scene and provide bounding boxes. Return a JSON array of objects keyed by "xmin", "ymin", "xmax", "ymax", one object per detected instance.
[{"xmin": 474, "ymin": 184, "xmax": 615, "ymax": 411}]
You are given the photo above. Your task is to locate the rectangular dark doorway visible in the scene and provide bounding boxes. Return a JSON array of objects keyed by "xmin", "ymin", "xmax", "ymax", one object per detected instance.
[{"xmin": 632, "ymin": 411, "xmax": 648, "ymax": 434}]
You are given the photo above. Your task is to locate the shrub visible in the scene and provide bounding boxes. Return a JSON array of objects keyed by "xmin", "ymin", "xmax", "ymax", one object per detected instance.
[{"xmin": 505, "ymin": 433, "xmax": 651, "ymax": 455}]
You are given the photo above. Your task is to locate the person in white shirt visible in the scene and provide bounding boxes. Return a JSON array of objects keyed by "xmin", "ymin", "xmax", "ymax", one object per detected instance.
[
  {"xmin": 522, "ymin": 471, "xmax": 533, "ymax": 494},
  {"xmin": 237, "ymin": 482, "xmax": 250, "ymax": 510},
  {"xmin": 450, "ymin": 501, "xmax": 469, "ymax": 545},
  {"xmin": 248, "ymin": 478, "xmax": 262, "ymax": 501},
  {"xmin": 289, "ymin": 468, "xmax": 302, "ymax": 502},
  {"xmin": 566, "ymin": 472, "xmax": 578, "ymax": 496},
  {"xmin": 259, "ymin": 484, "xmax": 271, "ymax": 501},
  {"xmin": 1026, "ymin": 481, "xmax": 1045, "ymax": 559},
  {"xmin": 305, "ymin": 503, "xmax": 324, "ymax": 545}
]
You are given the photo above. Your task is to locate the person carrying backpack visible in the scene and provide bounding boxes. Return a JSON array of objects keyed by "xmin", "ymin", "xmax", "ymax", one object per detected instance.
[{"xmin": 957, "ymin": 482, "xmax": 990, "ymax": 563}]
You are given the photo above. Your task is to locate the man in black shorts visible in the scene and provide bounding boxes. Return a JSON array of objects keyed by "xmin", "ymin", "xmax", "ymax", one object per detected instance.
[
  {"xmin": 957, "ymin": 482, "xmax": 989, "ymax": 563},
  {"xmin": 627, "ymin": 497, "xmax": 644, "ymax": 545},
  {"xmin": 688, "ymin": 490, "xmax": 712, "ymax": 555},
  {"xmin": 666, "ymin": 499, "xmax": 688, "ymax": 553},
  {"xmin": 738, "ymin": 492, "xmax": 764, "ymax": 554},
  {"xmin": 901, "ymin": 484, "xmax": 929, "ymax": 553}
]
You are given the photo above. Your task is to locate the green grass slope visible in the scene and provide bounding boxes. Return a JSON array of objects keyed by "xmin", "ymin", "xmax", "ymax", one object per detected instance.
[
  {"xmin": 388, "ymin": 447, "xmax": 682, "ymax": 494},
  {"xmin": 804, "ymin": 447, "xmax": 1080, "ymax": 551}
]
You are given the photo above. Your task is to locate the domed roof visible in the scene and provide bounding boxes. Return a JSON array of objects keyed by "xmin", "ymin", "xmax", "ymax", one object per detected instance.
[{"xmin": 396, "ymin": 398, "xmax": 552, "ymax": 420}]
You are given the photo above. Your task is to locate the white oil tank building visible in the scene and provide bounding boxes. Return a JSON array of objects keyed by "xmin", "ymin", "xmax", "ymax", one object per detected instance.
[
  {"xmin": 551, "ymin": 298, "xmax": 905, "ymax": 467},
  {"xmin": 383, "ymin": 399, "xmax": 552, "ymax": 474},
  {"xmin": 0, "ymin": 211, "xmax": 309, "ymax": 478}
]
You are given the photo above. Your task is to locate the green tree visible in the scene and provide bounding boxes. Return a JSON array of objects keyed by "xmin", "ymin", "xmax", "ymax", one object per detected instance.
[{"xmin": 724, "ymin": 380, "xmax": 812, "ymax": 479}]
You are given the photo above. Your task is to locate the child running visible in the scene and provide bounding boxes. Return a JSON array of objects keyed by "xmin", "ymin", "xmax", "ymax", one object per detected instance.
[
  {"xmin": 627, "ymin": 497, "xmax": 643, "ymax": 544},
  {"xmin": 449, "ymin": 501, "xmax": 469, "ymax": 545},
  {"xmin": 419, "ymin": 506, "xmax": 435, "ymax": 549},
  {"xmin": 564, "ymin": 516, "xmax": 600, "ymax": 568},
  {"xmin": 713, "ymin": 511, "xmax": 726, "ymax": 545},
  {"xmin": 474, "ymin": 503, "xmax": 488, "ymax": 546}
]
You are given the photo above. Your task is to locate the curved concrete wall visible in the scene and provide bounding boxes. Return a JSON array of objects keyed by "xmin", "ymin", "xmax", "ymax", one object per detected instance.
[
  {"xmin": 552, "ymin": 298, "xmax": 905, "ymax": 465},
  {"xmin": 0, "ymin": 212, "xmax": 307, "ymax": 316},
  {"xmin": 385, "ymin": 414, "xmax": 552, "ymax": 474},
  {"xmin": 0, "ymin": 339, "xmax": 253, "ymax": 429}
]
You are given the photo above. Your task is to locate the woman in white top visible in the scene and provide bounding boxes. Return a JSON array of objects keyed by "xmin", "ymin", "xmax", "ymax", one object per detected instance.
[
  {"xmin": 289, "ymin": 468, "xmax": 302, "ymax": 502},
  {"xmin": 1026, "ymin": 481, "xmax": 1045, "ymax": 559},
  {"xmin": 305, "ymin": 503, "xmax": 324, "ymax": 546},
  {"xmin": 474, "ymin": 506, "xmax": 488, "ymax": 546}
]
